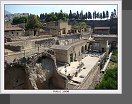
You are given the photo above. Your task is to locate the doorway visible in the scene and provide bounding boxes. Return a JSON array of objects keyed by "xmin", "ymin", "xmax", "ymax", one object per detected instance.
[
  {"xmin": 62, "ymin": 29, "xmax": 66, "ymax": 34},
  {"xmin": 70, "ymin": 53, "xmax": 73, "ymax": 62},
  {"xmin": 102, "ymin": 48, "xmax": 105, "ymax": 53},
  {"xmin": 74, "ymin": 53, "xmax": 77, "ymax": 61}
]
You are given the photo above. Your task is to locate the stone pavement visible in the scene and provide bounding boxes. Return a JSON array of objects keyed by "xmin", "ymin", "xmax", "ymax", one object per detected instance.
[{"xmin": 58, "ymin": 53, "xmax": 101, "ymax": 85}]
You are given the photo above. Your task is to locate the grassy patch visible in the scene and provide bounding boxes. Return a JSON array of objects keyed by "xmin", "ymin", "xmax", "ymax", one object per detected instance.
[{"xmin": 95, "ymin": 50, "xmax": 118, "ymax": 89}]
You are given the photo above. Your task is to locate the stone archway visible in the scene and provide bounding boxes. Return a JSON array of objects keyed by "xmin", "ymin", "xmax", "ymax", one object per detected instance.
[
  {"xmin": 5, "ymin": 50, "xmax": 68, "ymax": 90},
  {"xmin": 36, "ymin": 55, "xmax": 55, "ymax": 80},
  {"xmin": 28, "ymin": 51, "xmax": 68, "ymax": 89}
]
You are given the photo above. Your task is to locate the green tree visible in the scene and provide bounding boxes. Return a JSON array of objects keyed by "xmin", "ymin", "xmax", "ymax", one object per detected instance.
[
  {"xmin": 88, "ymin": 12, "xmax": 92, "ymax": 19},
  {"xmin": 114, "ymin": 9, "xmax": 116, "ymax": 16},
  {"xmin": 106, "ymin": 11, "xmax": 109, "ymax": 19},
  {"xmin": 69, "ymin": 10, "xmax": 73, "ymax": 20},
  {"xmin": 26, "ymin": 14, "xmax": 42, "ymax": 29},
  {"xmin": 85, "ymin": 12, "xmax": 88, "ymax": 19},
  {"xmin": 77, "ymin": 11, "xmax": 79, "ymax": 19},
  {"xmin": 95, "ymin": 63, "xmax": 117, "ymax": 89},
  {"xmin": 12, "ymin": 16, "xmax": 28, "ymax": 24},
  {"xmin": 58, "ymin": 10, "xmax": 66, "ymax": 21},
  {"xmin": 94, "ymin": 11, "xmax": 97, "ymax": 19},
  {"xmin": 100, "ymin": 13, "xmax": 103, "ymax": 19},
  {"xmin": 96, "ymin": 12, "xmax": 100, "ymax": 18},
  {"xmin": 80, "ymin": 10, "xmax": 83, "ymax": 20},
  {"xmin": 72, "ymin": 20, "xmax": 79, "ymax": 28},
  {"xmin": 79, "ymin": 22, "xmax": 86, "ymax": 28},
  {"xmin": 45, "ymin": 12, "xmax": 58, "ymax": 22},
  {"xmin": 40, "ymin": 13, "xmax": 45, "ymax": 21},
  {"xmin": 110, "ymin": 12, "xmax": 115, "ymax": 19},
  {"xmin": 72, "ymin": 21, "xmax": 87, "ymax": 28},
  {"xmin": 93, "ymin": 12, "xmax": 95, "ymax": 19},
  {"xmin": 103, "ymin": 11, "xmax": 106, "ymax": 18},
  {"xmin": 26, "ymin": 14, "xmax": 43, "ymax": 35},
  {"xmin": 45, "ymin": 10, "xmax": 67, "ymax": 22}
]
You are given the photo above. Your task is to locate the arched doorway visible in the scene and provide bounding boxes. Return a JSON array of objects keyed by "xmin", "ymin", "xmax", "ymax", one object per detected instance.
[
  {"xmin": 74, "ymin": 53, "xmax": 77, "ymax": 61},
  {"xmin": 70, "ymin": 53, "xmax": 73, "ymax": 62},
  {"xmin": 88, "ymin": 43, "xmax": 93, "ymax": 52},
  {"xmin": 85, "ymin": 45, "xmax": 87, "ymax": 51},
  {"xmin": 62, "ymin": 28, "xmax": 66, "ymax": 34},
  {"xmin": 102, "ymin": 48, "xmax": 105, "ymax": 53},
  {"xmin": 81, "ymin": 46, "xmax": 84, "ymax": 53}
]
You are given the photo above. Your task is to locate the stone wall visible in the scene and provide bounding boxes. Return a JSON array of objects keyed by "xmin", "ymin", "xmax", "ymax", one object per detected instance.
[
  {"xmin": 5, "ymin": 50, "xmax": 68, "ymax": 89},
  {"xmin": 52, "ymin": 49, "xmax": 68, "ymax": 63},
  {"xmin": 52, "ymin": 39, "xmax": 89, "ymax": 64},
  {"xmin": 5, "ymin": 40, "xmax": 34, "ymax": 50},
  {"xmin": 93, "ymin": 36, "xmax": 118, "ymax": 42},
  {"xmin": 71, "ymin": 41, "xmax": 89, "ymax": 60},
  {"xmin": 92, "ymin": 36, "xmax": 117, "ymax": 52},
  {"xmin": 94, "ymin": 29, "xmax": 109, "ymax": 35},
  {"xmin": 75, "ymin": 52, "xmax": 107, "ymax": 89},
  {"xmin": 25, "ymin": 30, "xmax": 34, "ymax": 36},
  {"xmin": 67, "ymin": 40, "xmax": 89, "ymax": 63},
  {"xmin": 5, "ymin": 30, "xmax": 25, "ymax": 38},
  {"xmin": 5, "ymin": 65, "xmax": 29, "ymax": 89},
  {"xmin": 5, "ymin": 38, "xmax": 56, "ymax": 63},
  {"xmin": 46, "ymin": 20, "xmax": 71, "ymax": 36},
  {"xmin": 49, "ymin": 29, "xmax": 59, "ymax": 36},
  {"xmin": 5, "ymin": 37, "xmax": 56, "ymax": 53},
  {"xmin": 5, "ymin": 45, "xmax": 23, "ymax": 52}
]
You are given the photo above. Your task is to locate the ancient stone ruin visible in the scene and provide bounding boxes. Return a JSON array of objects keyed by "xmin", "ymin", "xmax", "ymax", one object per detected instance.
[{"xmin": 5, "ymin": 49, "xmax": 68, "ymax": 90}]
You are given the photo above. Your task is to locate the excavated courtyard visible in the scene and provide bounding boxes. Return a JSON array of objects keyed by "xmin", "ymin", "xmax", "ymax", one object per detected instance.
[{"xmin": 57, "ymin": 53, "xmax": 102, "ymax": 85}]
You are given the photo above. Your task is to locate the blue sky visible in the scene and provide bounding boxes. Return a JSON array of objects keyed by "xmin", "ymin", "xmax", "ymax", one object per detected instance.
[{"xmin": 5, "ymin": 5, "xmax": 117, "ymax": 15}]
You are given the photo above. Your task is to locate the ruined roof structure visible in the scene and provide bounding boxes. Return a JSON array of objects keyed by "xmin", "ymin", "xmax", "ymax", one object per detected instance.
[
  {"xmin": 4, "ymin": 22, "xmax": 24, "ymax": 31},
  {"xmin": 5, "ymin": 49, "xmax": 68, "ymax": 89},
  {"xmin": 5, "ymin": 26, "xmax": 24, "ymax": 31}
]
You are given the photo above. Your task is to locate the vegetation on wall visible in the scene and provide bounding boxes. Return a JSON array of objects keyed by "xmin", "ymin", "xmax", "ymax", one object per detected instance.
[
  {"xmin": 72, "ymin": 20, "xmax": 87, "ymax": 28},
  {"xmin": 95, "ymin": 50, "xmax": 118, "ymax": 89}
]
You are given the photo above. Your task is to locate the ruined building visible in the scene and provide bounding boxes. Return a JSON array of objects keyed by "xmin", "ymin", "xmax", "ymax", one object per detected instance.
[
  {"xmin": 5, "ymin": 50, "xmax": 68, "ymax": 89},
  {"xmin": 4, "ymin": 22, "xmax": 25, "ymax": 42},
  {"xmin": 46, "ymin": 20, "xmax": 71, "ymax": 36}
]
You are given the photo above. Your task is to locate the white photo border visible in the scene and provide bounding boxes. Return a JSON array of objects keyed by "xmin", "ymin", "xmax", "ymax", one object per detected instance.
[{"xmin": 0, "ymin": 0, "xmax": 122, "ymax": 94}]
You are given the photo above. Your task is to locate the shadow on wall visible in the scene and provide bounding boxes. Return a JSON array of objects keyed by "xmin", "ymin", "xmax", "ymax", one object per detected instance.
[{"xmin": 5, "ymin": 65, "xmax": 28, "ymax": 89}]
